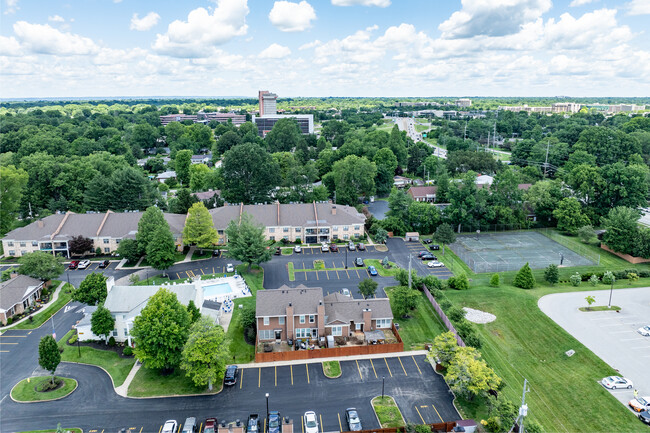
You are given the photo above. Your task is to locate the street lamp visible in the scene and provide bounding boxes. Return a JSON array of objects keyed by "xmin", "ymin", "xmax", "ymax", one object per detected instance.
[
  {"xmin": 608, "ymin": 276, "xmax": 615, "ymax": 308},
  {"xmin": 345, "ymin": 246, "xmax": 348, "ymax": 269},
  {"xmin": 266, "ymin": 392, "xmax": 270, "ymax": 418},
  {"xmin": 381, "ymin": 376, "xmax": 385, "ymax": 400}
]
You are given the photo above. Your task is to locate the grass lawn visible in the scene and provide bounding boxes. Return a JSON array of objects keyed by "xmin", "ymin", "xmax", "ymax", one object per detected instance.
[
  {"xmin": 58, "ymin": 330, "xmax": 135, "ymax": 387},
  {"xmin": 385, "ymin": 287, "xmax": 446, "ymax": 350},
  {"xmin": 364, "ymin": 259, "xmax": 401, "ymax": 277},
  {"xmin": 13, "ymin": 282, "xmax": 72, "ymax": 330},
  {"xmin": 140, "ymin": 251, "xmax": 186, "ymax": 267},
  {"xmin": 322, "ymin": 360, "xmax": 341, "ymax": 378},
  {"xmin": 128, "ymin": 366, "xmax": 222, "ymax": 397},
  {"xmin": 578, "ymin": 305, "xmax": 621, "ymax": 312},
  {"xmin": 371, "ymin": 396, "xmax": 405, "ymax": 428},
  {"xmin": 281, "ymin": 248, "xmax": 293, "ymax": 256},
  {"xmin": 11, "ymin": 376, "xmax": 77, "ymax": 402},
  {"xmin": 288, "ymin": 262, "xmax": 296, "ymax": 281},
  {"xmin": 224, "ymin": 266, "xmax": 263, "ymax": 364},
  {"xmin": 415, "ymin": 124, "xmax": 429, "ymax": 132},
  {"xmin": 313, "ymin": 260, "xmax": 325, "ymax": 270},
  {"xmin": 443, "ymin": 282, "xmax": 643, "ymax": 432},
  {"xmin": 191, "ymin": 250, "xmax": 214, "ymax": 260},
  {"xmin": 18, "ymin": 430, "xmax": 82, "ymax": 433}
]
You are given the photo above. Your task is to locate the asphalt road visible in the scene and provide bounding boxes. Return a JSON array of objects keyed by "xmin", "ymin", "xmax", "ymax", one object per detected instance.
[
  {"xmin": 0, "ymin": 354, "xmax": 459, "ymax": 433},
  {"xmin": 385, "ymin": 239, "xmax": 453, "ymax": 280}
]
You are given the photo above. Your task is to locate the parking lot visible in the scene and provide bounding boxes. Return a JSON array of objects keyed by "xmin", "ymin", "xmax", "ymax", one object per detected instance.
[{"xmin": 388, "ymin": 238, "xmax": 454, "ymax": 280}]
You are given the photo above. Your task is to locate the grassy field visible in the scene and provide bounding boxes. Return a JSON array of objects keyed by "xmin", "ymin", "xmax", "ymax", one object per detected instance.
[
  {"xmin": 322, "ymin": 360, "xmax": 341, "ymax": 378},
  {"xmin": 58, "ymin": 330, "xmax": 135, "ymax": 387},
  {"xmin": 13, "ymin": 281, "xmax": 71, "ymax": 330},
  {"xmin": 11, "ymin": 376, "xmax": 77, "ymax": 402},
  {"xmin": 385, "ymin": 288, "xmax": 446, "ymax": 350},
  {"xmin": 364, "ymin": 259, "xmax": 401, "ymax": 277},
  {"xmin": 371, "ymin": 396, "xmax": 405, "ymax": 428},
  {"xmin": 128, "ymin": 366, "xmax": 221, "ymax": 397},
  {"xmin": 225, "ymin": 266, "xmax": 263, "ymax": 364}
]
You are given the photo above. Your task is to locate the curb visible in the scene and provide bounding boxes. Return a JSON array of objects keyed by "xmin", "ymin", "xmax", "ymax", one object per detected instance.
[
  {"xmin": 321, "ymin": 361, "xmax": 343, "ymax": 379},
  {"xmin": 3, "ymin": 282, "xmax": 69, "ymax": 330},
  {"xmin": 426, "ymin": 358, "xmax": 463, "ymax": 420},
  {"xmin": 370, "ymin": 395, "xmax": 406, "ymax": 428},
  {"xmin": 10, "ymin": 376, "xmax": 78, "ymax": 404}
]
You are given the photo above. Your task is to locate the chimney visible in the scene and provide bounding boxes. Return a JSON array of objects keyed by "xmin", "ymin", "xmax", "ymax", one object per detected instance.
[
  {"xmin": 331, "ymin": 205, "xmax": 336, "ymax": 215},
  {"xmin": 37, "ymin": 220, "xmax": 44, "ymax": 228},
  {"xmin": 363, "ymin": 308, "xmax": 372, "ymax": 331},
  {"xmin": 106, "ymin": 276, "xmax": 116, "ymax": 293},
  {"xmin": 10, "ymin": 271, "xmax": 19, "ymax": 279}
]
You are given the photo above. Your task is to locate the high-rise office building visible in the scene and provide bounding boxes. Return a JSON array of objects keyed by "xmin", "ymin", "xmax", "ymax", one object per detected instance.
[{"xmin": 258, "ymin": 90, "xmax": 278, "ymax": 116}]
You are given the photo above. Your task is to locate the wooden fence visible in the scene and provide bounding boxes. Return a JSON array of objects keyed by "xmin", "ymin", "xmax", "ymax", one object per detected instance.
[
  {"xmin": 422, "ymin": 287, "xmax": 465, "ymax": 347},
  {"xmin": 255, "ymin": 324, "xmax": 404, "ymax": 363},
  {"xmin": 343, "ymin": 421, "xmax": 457, "ymax": 433}
]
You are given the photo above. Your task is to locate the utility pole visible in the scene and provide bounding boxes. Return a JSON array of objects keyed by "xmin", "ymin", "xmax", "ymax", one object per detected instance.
[
  {"xmin": 493, "ymin": 122, "xmax": 497, "ymax": 148},
  {"xmin": 408, "ymin": 254, "xmax": 412, "ymax": 290},
  {"xmin": 543, "ymin": 141, "xmax": 550, "ymax": 178},
  {"xmin": 464, "ymin": 122, "xmax": 467, "ymax": 141},
  {"xmin": 512, "ymin": 378, "xmax": 530, "ymax": 433}
]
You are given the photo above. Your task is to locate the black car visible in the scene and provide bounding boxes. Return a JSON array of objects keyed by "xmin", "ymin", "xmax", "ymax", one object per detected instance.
[
  {"xmin": 274, "ymin": 247, "xmax": 282, "ymax": 255},
  {"xmin": 212, "ymin": 249, "xmax": 221, "ymax": 257},
  {"xmin": 354, "ymin": 257, "xmax": 364, "ymax": 266},
  {"xmin": 247, "ymin": 414, "xmax": 260, "ymax": 433},
  {"xmin": 430, "ymin": 244, "xmax": 440, "ymax": 250},
  {"xmin": 640, "ymin": 410, "xmax": 650, "ymax": 425},
  {"xmin": 420, "ymin": 253, "xmax": 435, "ymax": 260},
  {"xmin": 357, "ymin": 243, "xmax": 366, "ymax": 251},
  {"xmin": 345, "ymin": 408, "xmax": 362, "ymax": 431},
  {"xmin": 98, "ymin": 260, "xmax": 110, "ymax": 268},
  {"xmin": 423, "ymin": 239, "xmax": 433, "ymax": 244},
  {"xmin": 224, "ymin": 365, "xmax": 238, "ymax": 386},
  {"xmin": 268, "ymin": 411, "xmax": 281, "ymax": 433}
]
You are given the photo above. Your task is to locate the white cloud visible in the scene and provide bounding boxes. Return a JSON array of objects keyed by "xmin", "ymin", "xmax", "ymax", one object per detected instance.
[
  {"xmin": 569, "ymin": 0, "xmax": 597, "ymax": 6},
  {"xmin": 439, "ymin": 0, "xmax": 552, "ymax": 39},
  {"xmin": 0, "ymin": 35, "xmax": 22, "ymax": 56},
  {"xmin": 331, "ymin": 0, "xmax": 390, "ymax": 6},
  {"xmin": 259, "ymin": 43, "xmax": 292, "ymax": 58},
  {"xmin": 299, "ymin": 40, "xmax": 322, "ymax": 50},
  {"xmin": 13, "ymin": 21, "xmax": 99, "ymax": 55},
  {"xmin": 48, "ymin": 15, "xmax": 65, "ymax": 23},
  {"xmin": 544, "ymin": 9, "xmax": 632, "ymax": 50},
  {"xmin": 268, "ymin": 1, "xmax": 316, "ymax": 32},
  {"xmin": 627, "ymin": 0, "xmax": 650, "ymax": 15},
  {"xmin": 4, "ymin": 0, "xmax": 18, "ymax": 14},
  {"xmin": 153, "ymin": 0, "xmax": 249, "ymax": 58},
  {"xmin": 130, "ymin": 12, "xmax": 161, "ymax": 31}
]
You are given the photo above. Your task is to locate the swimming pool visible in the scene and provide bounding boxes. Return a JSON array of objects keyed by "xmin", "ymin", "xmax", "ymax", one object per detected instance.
[{"xmin": 203, "ymin": 283, "xmax": 233, "ymax": 297}]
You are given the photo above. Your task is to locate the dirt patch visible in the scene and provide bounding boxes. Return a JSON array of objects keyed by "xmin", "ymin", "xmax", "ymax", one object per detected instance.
[{"xmin": 463, "ymin": 307, "xmax": 496, "ymax": 324}]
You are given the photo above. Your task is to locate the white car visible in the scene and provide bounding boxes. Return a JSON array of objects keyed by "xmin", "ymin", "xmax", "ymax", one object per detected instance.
[
  {"xmin": 77, "ymin": 259, "xmax": 91, "ymax": 269},
  {"xmin": 294, "ymin": 245, "xmax": 302, "ymax": 253},
  {"xmin": 601, "ymin": 376, "xmax": 633, "ymax": 389},
  {"xmin": 629, "ymin": 396, "xmax": 650, "ymax": 412},
  {"xmin": 321, "ymin": 243, "xmax": 329, "ymax": 252},
  {"xmin": 638, "ymin": 325, "xmax": 650, "ymax": 336},
  {"xmin": 226, "ymin": 263, "xmax": 234, "ymax": 273},
  {"xmin": 162, "ymin": 420, "xmax": 178, "ymax": 433},
  {"xmin": 427, "ymin": 261, "xmax": 444, "ymax": 268},
  {"xmin": 304, "ymin": 411, "xmax": 318, "ymax": 433}
]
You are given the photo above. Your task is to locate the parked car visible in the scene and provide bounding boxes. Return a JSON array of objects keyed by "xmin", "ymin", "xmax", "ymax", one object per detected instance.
[
  {"xmin": 294, "ymin": 245, "xmax": 302, "ymax": 253},
  {"xmin": 345, "ymin": 408, "xmax": 362, "ymax": 431},
  {"xmin": 78, "ymin": 259, "xmax": 91, "ymax": 269},
  {"xmin": 367, "ymin": 265, "xmax": 378, "ymax": 276},
  {"xmin": 247, "ymin": 414, "xmax": 260, "ymax": 433},
  {"xmin": 212, "ymin": 249, "xmax": 221, "ymax": 257},
  {"xmin": 274, "ymin": 247, "xmax": 282, "ymax": 255},
  {"xmin": 161, "ymin": 420, "xmax": 178, "ymax": 433},
  {"xmin": 427, "ymin": 261, "xmax": 444, "ymax": 268},
  {"xmin": 417, "ymin": 251, "xmax": 429, "ymax": 258},
  {"xmin": 630, "ymin": 396, "xmax": 650, "ymax": 412},
  {"xmin": 348, "ymin": 242, "xmax": 355, "ymax": 251},
  {"xmin": 341, "ymin": 288, "xmax": 351, "ymax": 297},
  {"xmin": 430, "ymin": 244, "xmax": 440, "ymax": 250},
  {"xmin": 321, "ymin": 243, "xmax": 329, "ymax": 252},
  {"xmin": 98, "ymin": 260, "xmax": 110, "ymax": 268},
  {"xmin": 182, "ymin": 417, "xmax": 198, "ymax": 433},
  {"xmin": 420, "ymin": 253, "xmax": 435, "ymax": 260},
  {"xmin": 304, "ymin": 411, "xmax": 319, "ymax": 433},
  {"xmin": 267, "ymin": 411, "xmax": 281, "ymax": 433},
  {"xmin": 330, "ymin": 244, "xmax": 339, "ymax": 252},
  {"xmin": 68, "ymin": 260, "xmax": 79, "ymax": 269},
  {"xmin": 422, "ymin": 238, "xmax": 433, "ymax": 244},
  {"xmin": 354, "ymin": 257, "xmax": 364, "ymax": 267},
  {"xmin": 224, "ymin": 365, "xmax": 238, "ymax": 386},
  {"xmin": 639, "ymin": 410, "xmax": 650, "ymax": 426},
  {"xmin": 601, "ymin": 376, "xmax": 633, "ymax": 389},
  {"xmin": 638, "ymin": 325, "xmax": 650, "ymax": 336},
  {"xmin": 204, "ymin": 417, "xmax": 218, "ymax": 433},
  {"xmin": 357, "ymin": 243, "xmax": 366, "ymax": 251},
  {"xmin": 226, "ymin": 263, "xmax": 235, "ymax": 273}
]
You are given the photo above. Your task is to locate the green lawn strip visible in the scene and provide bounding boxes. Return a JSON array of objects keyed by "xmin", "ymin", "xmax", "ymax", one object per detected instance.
[
  {"xmin": 191, "ymin": 250, "xmax": 213, "ymax": 261},
  {"xmin": 385, "ymin": 287, "xmax": 446, "ymax": 350},
  {"xmin": 364, "ymin": 259, "xmax": 401, "ymax": 277},
  {"xmin": 322, "ymin": 360, "xmax": 341, "ymax": 378},
  {"xmin": 313, "ymin": 260, "xmax": 325, "ymax": 270},
  {"xmin": 127, "ymin": 365, "xmax": 222, "ymax": 397},
  {"xmin": 18, "ymin": 429, "xmax": 82, "ymax": 433},
  {"xmin": 436, "ymin": 249, "xmax": 475, "ymax": 277},
  {"xmin": 579, "ymin": 306, "xmax": 621, "ymax": 312},
  {"xmin": 281, "ymin": 248, "xmax": 293, "ymax": 256},
  {"xmin": 371, "ymin": 396, "xmax": 406, "ymax": 428},
  {"xmin": 224, "ymin": 266, "xmax": 263, "ymax": 364},
  {"xmin": 13, "ymin": 282, "xmax": 72, "ymax": 330},
  {"xmin": 288, "ymin": 262, "xmax": 295, "ymax": 281},
  {"xmin": 58, "ymin": 329, "xmax": 135, "ymax": 387},
  {"xmin": 11, "ymin": 376, "xmax": 77, "ymax": 402},
  {"xmin": 444, "ymin": 284, "xmax": 642, "ymax": 433}
]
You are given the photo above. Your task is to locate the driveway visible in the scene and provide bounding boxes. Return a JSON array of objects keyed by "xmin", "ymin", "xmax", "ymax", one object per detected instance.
[
  {"xmin": 539, "ymin": 288, "xmax": 650, "ymax": 406},
  {"xmin": 366, "ymin": 200, "xmax": 389, "ymax": 220}
]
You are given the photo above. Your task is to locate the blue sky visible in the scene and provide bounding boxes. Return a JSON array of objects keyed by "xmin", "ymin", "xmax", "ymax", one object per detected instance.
[{"xmin": 1, "ymin": 0, "xmax": 649, "ymax": 98}]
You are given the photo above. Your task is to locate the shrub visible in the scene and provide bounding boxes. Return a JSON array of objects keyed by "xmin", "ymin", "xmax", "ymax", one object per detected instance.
[
  {"xmin": 513, "ymin": 263, "xmax": 535, "ymax": 290},
  {"xmin": 108, "ymin": 336, "xmax": 116, "ymax": 347},
  {"xmin": 454, "ymin": 319, "xmax": 482, "ymax": 348},
  {"xmin": 431, "ymin": 288, "xmax": 444, "ymax": 299},
  {"xmin": 415, "ymin": 425, "xmax": 432, "ymax": 433},
  {"xmin": 424, "ymin": 275, "xmax": 443, "ymax": 291},
  {"xmin": 448, "ymin": 273, "xmax": 469, "ymax": 290},
  {"xmin": 439, "ymin": 299, "xmax": 453, "ymax": 311},
  {"xmin": 123, "ymin": 346, "xmax": 133, "ymax": 356},
  {"xmin": 68, "ymin": 334, "xmax": 78, "ymax": 345},
  {"xmin": 640, "ymin": 270, "xmax": 650, "ymax": 278},
  {"xmin": 446, "ymin": 306, "xmax": 465, "ymax": 322},
  {"xmin": 544, "ymin": 264, "xmax": 559, "ymax": 285},
  {"xmin": 613, "ymin": 270, "xmax": 628, "ymax": 280},
  {"xmin": 569, "ymin": 273, "xmax": 581, "ymax": 287},
  {"xmin": 589, "ymin": 274, "xmax": 599, "ymax": 286},
  {"xmin": 483, "ymin": 417, "xmax": 501, "ymax": 433},
  {"xmin": 627, "ymin": 272, "xmax": 639, "ymax": 282},
  {"xmin": 6, "ymin": 317, "xmax": 13, "ymax": 325},
  {"xmin": 602, "ymin": 271, "xmax": 615, "ymax": 285},
  {"xmin": 489, "ymin": 273, "xmax": 500, "ymax": 287}
]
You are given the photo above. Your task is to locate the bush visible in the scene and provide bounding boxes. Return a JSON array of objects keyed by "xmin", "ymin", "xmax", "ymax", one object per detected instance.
[
  {"xmin": 489, "ymin": 273, "xmax": 500, "ymax": 287},
  {"xmin": 589, "ymin": 274, "xmax": 599, "ymax": 286},
  {"xmin": 513, "ymin": 263, "xmax": 535, "ymax": 290},
  {"xmin": 108, "ymin": 336, "xmax": 116, "ymax": 347},
  {"xmin": 640, "ymin": 270, "xmax": 650, "ymax": 278},
  {"xmin": 454, "ymin": 320, "xmax": 482, "ymax": 348},
  {"xmin": 613, "ymin": 270, "xmax": 628, "ymax": 280},
  {"xmin": 544, "ymin": 264, "xmax": 559, "ymax": 285},
  {"xmin": 569, "ymin": 273, "xmax": 581, "ymax": 287},
  {"xmin": 6, "ymin": 317, "xmax": 13, "ymax": 325},
  {"xmin": 627, "ymin": 272, "xmax": 639, "ymax": 282},
  {"xmin": 446, "ymin": 306, "xmax": 465, "ymax": 322},
  {"xmin": 68, "ymin": 334, "xmax": 78, "ymax": 344},
  {"xmin": 439, "ymin": 299, "xmax": 452, "ymax": 311},
  {"xmin": 483, "ymin": 417, "xmax": 501, "ymax": 433},
  {"xmin": 447, "ymin": 273, "xmax": 469, "ymax": 290},
  {"xmin": 431, "ymin": 288, "xmax": 444, "ymax": 299},
  {"xmin": 123, "ymin": 346, "xmax": 133, "ymax": 356},
  {"xmin": 423, "ymin": 275, "xmax": 443, "ymax": 291},
  {"xmin": 415, "ymin": 425, "xmax": 432, "ymax": 433}
]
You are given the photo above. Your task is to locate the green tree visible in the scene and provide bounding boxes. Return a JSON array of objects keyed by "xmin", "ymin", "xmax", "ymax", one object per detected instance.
[
  {"xmin": 553, "ymin": 197, "xmax": 591, "ymax": 235},
  {"xmin": 387, "ymin": 187, "xmax": 413, "ymax": 222},
  {"xmin": 390, "ymin": 286, "xmax": 419, "ymax": 318},
  {"xmin": 407, "ymin": 202, "xmax": 441, "ymax": 234},
  {"xmin": 68, "ymin": 235, "xmax": 94, "ymax": 256},
  {"xmin": 175, "ymin": 150, "xmax": 192, "ymax": 186},
  {"xmin": 130, "ymin": 123, "xmax": 158, "ymax": 151},
  {"xmin": 513, "ymin": 262, "xmax": 535, "ymax": 289},
  {"xmin": 225, "ymin": 212, "xmax": 272, "ymax": 270},
  {"xmin": 373, "ymin": 227, "xmax": 388, "ymax": 244},
  {"xmin": 544, "ymin": 264, "xmax": 559, "ymax": 285},
  {"xmin": 446, "ymin": 346, "xmax": 501, "ymax": 400},
  {"xmin": 187, "ymin": 300, "xmax": 201, "ymax": 324},
  {"xmin": 601, "ymin": 206, "xmax": 641, "ymax": 255},
  {"xmin": 214, "ymin": 130, "xmax": 242, "ymax": 155},
  {"xmin": 331, "ymin": 155, "xmax": 377, "ymax": 205},
  {"xmin": 448, "ymin": 273, "xmax": 469, "ymax": 290},
  {"xmin": 170, "ymin": 188, "xmax": 199, "ymax": 214},
  {"xmin": 131, "ymin": 288, "xmax": 191, "ymax": 372},
  {"xmin": 136, "ymin": 206, "xmax": 168, "ymax": 255},
  {"xmin": 189, "ymin": 163, "xmax": 211, "ymax": 192},
  {"xmin": 116, "ymin": 239, "xmax": 140, "ymax": 263},
  {"xmin": 146, "ymin": 225, "xmax": 177, "ymax": 275},
  {"xmin": 358, "ymin": 278, "xmax": 378, "ymax": 299},
  {"xmin": 577, "ymin": 225, "xmax": 596, "ymax": 244},
  {"xmin": 0, "ymin": 165, "xmax": 28, "ymax": 234},
  {"xmin": 388, "ymin": 125, "xmax": 408, "ymax": 166},
  {"xmin": 524, "ymin": 179, "xmax": 565, "ymax": 224},
  {"xmin": 180, "ymin": 316, "xmax": 228, "ymax": 391},
  {"xmin": 38, "ymin": 335, "xmax": 61, "ymax": 385},
  {"xmin": 73, "ymin": 272, "xmax": 108, "ymax": 305},
  {"xmin": 221, "ymin": 142, "xmax": 281, "ymax": 204},
  {"xmin": 426, "ymin": 331, "xmax": 459, "ymax": 368},
  {"xmin": 265, "ymin": 118, "xmax": 303, "ymax": 153},
  {"xmin": 489, "ymin": 274, "xmax": 500, "ymax": 287},
  {"xmin": 91, "ymin": 304, "xmax": 115, "ymax": 344},
  {"xmin": 374, "ymin": 148, "xmax": 398, "ymax": 196},
  {"xmin": 17, "ymin": 251, "xmax": 64, "ymax": 281},
  {"xmin": 434, "ymin": 223, "xmax": 456, "ymax": 255},
  {"xmin": 183, "ymin": 202, "xmax": 219, "ymax": 252}
]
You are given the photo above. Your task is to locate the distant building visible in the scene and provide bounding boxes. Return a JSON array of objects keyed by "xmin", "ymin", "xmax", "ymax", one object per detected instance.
[
  {"xmin": 155, "ymin": 170, "xmax": 177, "ymax": 183},
  {"xmin": 407, "ymin": 186, "xmax": 437, "ymax": 202},
  {"xmin": 160, "ymin": 112, "xmax": 246, "ymax": 126},
  {"xmin": 191, "ymin": 154, "xmax": 212, "ymax": 165},
  {"xmin": 252, "ymin": 114, "xmax": 314, "ymax": 136},
  {"xmin": 455, "ymin": 98, "xmax": 472, "ymax": 108},
  {"xmin": 258, "ymin": 90, "xmax": 278, "ymax": 116}
]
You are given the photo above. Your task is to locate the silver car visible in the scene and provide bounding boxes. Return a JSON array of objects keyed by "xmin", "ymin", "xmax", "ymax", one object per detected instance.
[
  {"xmin": 601, "ymin": 376, "xmax": 633, "ymax": 389},
  {"xmin": 638, "ymin": 325, "xmax": 650, "ymax": 336}
]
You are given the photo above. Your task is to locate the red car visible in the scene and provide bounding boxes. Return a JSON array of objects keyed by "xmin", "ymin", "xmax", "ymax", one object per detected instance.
[
  {"xmin": 204, "ymin": 418, "xmax": 218, "ymax": 433},
  {"xmin": 329, "ymin": 244, "xmax": 338, "ymax": 252},
  {"xmin": 68, "ymin": 260, "xmax": 80, "ymax": 269}
]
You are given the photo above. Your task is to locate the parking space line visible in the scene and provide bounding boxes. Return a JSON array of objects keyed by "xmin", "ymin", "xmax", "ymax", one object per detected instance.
[
  {"xmin": 158, "ymin": 426, "xmax": 162, "ymax": 433},
  {"xmin": 335, "ymin": 267, "xmax": 340, "ymax": 279},
  {"xmin": 365, "ymin": 269, "xmax": 371, "ymax": 277},
  {"xmin": 0, "ymin": 335, "xmax": 26, "ymax": 337},
  {"xmin": 0, "ymin": 342, "xmax": 18, "ymax": 345},
  {"xmin": 414, "ymin": 406, "xmax": 425, "ymax": 423},
  {"xmin": 213, "ymin": 267, "xmax": 215, "ymax": 274},
  {"xmin": 291, "ymin": 365, "xmax": 293, "ymax": 385},
  {"xmin": 384, "ymin": 358, "xmax": 392, "ymax": 377},
  {"xmin": 178, "ymin": 424, "xmax": 182, "ymax": 433},
  {"xmin": 315, "ymin": 270, "xmax": 319, "ymax": 280},
  {"xmin": 176, "ymin": 273, "xmax": 180, "ymax": 279},
  {"xmin": 345, "ymin": 268, "xmax": 350, "ymax": 278},
  {"xmin": 201, "ymin": 269, "xmax": 205, "ymax": 275},
  {"xmin": 369, "ymin": 359, "xmax": 378, "ymax": 378},
  {"xmin": 139, "ymin": 427, "xmax": 143, "ymax": 433},
  {"xmin": 398, "ymin": 357, "xmax": 408, "ymax": 376},
  {"xmin": 355, "ymin": 269, "xmax": 361, "ymax": 278},
  {"xmin": 258, "ymin": 368, "xmax": 261, "ymax": 388},
  {"xmin": 326, "ymin": 270, "xmax": 329, "ymax": 280},
  {"xmin": 301, "ymin": 416, "xmax": 304, "ymax": 433},
  {"xmin": 431, "ymin": 402, "xmax": 442, "ymax": 422},
  {"xmin": 240, "ymin": 369, "xmax": 244, "ymax": 389},
  {"xmin": 356, "ymin": 360, "xmax": 363, "ymax": 379},
  {"xmin": 412, "ymin": 356, "xmax": 422, "ymax": 374},
  {"xmin": 319, "ymin": 414, "xmax": 324, "ymax": 433},
  {"xmin": 0, "ymin": 350, "xmax": 10, "ymax": 352},
  {"xmin": 338, "ymin": 413, "xmax": 342, "ymax": 432},
  {"xmin": 306, "ymin": 364, "xmax": 310, "ymax": 384},
  {"xmin": 275, "ymin": 366, "xmax": 277, "ymax": 386}
]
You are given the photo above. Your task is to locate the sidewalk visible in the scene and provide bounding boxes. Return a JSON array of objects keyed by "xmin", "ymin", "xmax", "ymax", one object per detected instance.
[
  {"xmin": 114, "ymin": 361, "xmax": 142, "ymax": 397},
  {"xmin": 237, "ymin": 349, "xmax": 429, "ymax": 369},
  {"xmin": 182, "ymin": 246, "xmax": 196, "ymax": 263},
  {"xmin": 2, "ymin": 281, "xmax": 66, "ymax": 330}
]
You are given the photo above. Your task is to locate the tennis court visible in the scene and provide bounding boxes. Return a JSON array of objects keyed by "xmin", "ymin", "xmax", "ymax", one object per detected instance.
[{"xmin": 449, "ymin": 231, "xmax": 595, "ymax": 273}]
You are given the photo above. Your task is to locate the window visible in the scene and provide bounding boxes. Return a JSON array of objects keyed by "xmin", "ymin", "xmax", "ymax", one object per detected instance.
[
  {"xmin": 283, "ymin": 236, "xmax": 288, "ymax": 241},
  {"xmin": 259, "ymin": 329, "xmax": 274, "ymax": 340},
  {"xmin": 269, "ymin": 228, "xmax": 275, "ymax": 233},
  {"xmin": 295, "ymin": 227, "xmax": 301, "ymax": 233},
  {"xmin": 123, "ymin": 328, "xmax": 128, "ymax": 336},
  {"xmin": 7, "ymin": 242, "xmax": 13, "ymax": 247},
  {"xmin": 354, "ymin": 225, "xmax": 360, "ymax": 231},
  {"xmin": 8, "ymin": 250, "xmax": 15, "ymax": 256},
  {"xmin": 20, "ymin": 242, "xmax": 26, "ymax": 247},
  {"xmin": 263, "ymin": 317, "xmax": 269, "ymax": 326},
  {"xmin": 356, "ymin": 323, "xmax": 362, "ymax": 330},
  {"xmin": 21, "ymin": 250, "xmax": 26, "ymax": 255},
  {"xmin": 283, "ymin": 227, "xmax": 289, "ymax": 232},
  {"xmin": 343, "ymin": 226, "xmax": 349, "ymax": 231},
  {"xmin": 331, "ymin": 326, "xmax": 342, "ymax": 336},
  {"xmin": 116, "ymin": 238, "xmax": 121, "ymax": 244},
  {"xmin": 299, "ymin": 315, "xmax": 305, "ymax": 324},
  {"xmin": 104, "ymin": 248, "xmax": 110, "ymax": 253},
  {"xmin": 309, "ymin": 315, "xmax": 315, "ymax": 323},
  {"xmin": 103, "ymin": 239, "xmax": 109, "ymax": 244},
  {"xmin": 376, "ymin": 319, "xmax": 392, "ymax": 329},
  {"xmin": 279, "ymin": 317, "xmax": 285, "ymax": 325},
  {"xmin": 218, "ymin": 230, "xmax": 224, "ymax": 235},
  {"xmin": 112, "ymin": 329, "xmax": 118, "ymax": 337},
  {"xmin": 333, "ymin": 235, "xmax": 338, "ymax": 240},
  {"xmin": 32, "ymin": 241, "xmax": 38, "ymax": 247},
  {"xmin": 344, "ymin": 235, "xmax": 349, "ymax": 240},
  {"xmin": 296, "ymin": 328, "xmax": 310, "ymax": 338},
  {"xmin": 270, "ymin": 236, "xmax": 275, "ymax": 241},
  {"xmin": 333, "ymin": 226, "xmax": 338, "ymax": 231}
]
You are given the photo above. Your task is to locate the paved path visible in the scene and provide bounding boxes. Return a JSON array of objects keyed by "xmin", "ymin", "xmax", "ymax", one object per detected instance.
[{"xmin": 114, "ymin": 361, "xmax": 142, "ymax": 397}]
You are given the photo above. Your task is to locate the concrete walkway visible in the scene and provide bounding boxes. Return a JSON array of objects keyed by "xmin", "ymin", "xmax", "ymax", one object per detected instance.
[
  {"xmin": 182, "ymin": 246, "xmax": 196, "ymax": 263},
  {"xmin": 238, "ymin": 349, "xmax": 429, "ymax": 369},
  {"xmin": 114, "ymin": 361, "xmax": 142, "ymax": 397},
  {"xmin": 2, "ymin": 281, "xmax": 66, "ymax": 330}
]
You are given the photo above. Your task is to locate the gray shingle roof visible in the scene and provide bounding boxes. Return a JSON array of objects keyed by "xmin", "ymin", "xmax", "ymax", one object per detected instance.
[
  {"xmin": 256, "ymin": 285, "xmax": 323, "ymax": 317},
  {"xmin": 3, "ymin": 214, "xmax": 66, "ymax": 242},
  {"xmin": 103, "ymin": 284, "xmax": 197, "ymax": 319},
  {"xmin": 0, "ymin": 275, "xmax": 44, "ymax": 312},
  {"xmin": 323, "ymin": 292, "xmax": 392, "ymax": 325}
]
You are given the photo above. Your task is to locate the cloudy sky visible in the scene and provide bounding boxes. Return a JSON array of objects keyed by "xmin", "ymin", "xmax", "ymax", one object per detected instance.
[{"xmin": 1, "ymin": 0, "xmax": 649, "ymax": 98}]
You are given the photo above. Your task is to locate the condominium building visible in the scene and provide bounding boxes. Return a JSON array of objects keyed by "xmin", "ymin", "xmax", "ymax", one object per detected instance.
[
  {"xmin": 455, "ymin": 98, "xmax": 472, "ymax": 108},
  {"xmin": 252, "ymin": 114, "xmax": 314, "ymax": 136},
  {"xmin": 160, "ymin": 112, "xmax": 246, "ymax": 126},
  {"xmin": 258, "ymin": 90, "xmax": 278, "ymax": 116}
]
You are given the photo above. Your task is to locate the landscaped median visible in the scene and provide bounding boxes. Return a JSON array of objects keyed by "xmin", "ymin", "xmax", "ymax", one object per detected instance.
[
  {"xmin": 11, "ymin": 376, "xmax": 77, "ymax": 403},
  {"xmin": 127, "ymin": 366, "xmax": 223, "ymax": 397},
  {"xmin": 364, "ymin": 259, "xmax": 400, "ymax": 277},
  {"xmin": 371, "ymin": 396, "xmax": 406, "ymax": 428},
  {"xmin": 322, "ymin": 360, "xmax": 341, "ymax": 378},
  {"xmin": 18, "ymin": 429, "xmax": 82, "ymax": 433},
  {"xmin": 579, "ymin": 305, "xmax": 621, "ymax": 312}
]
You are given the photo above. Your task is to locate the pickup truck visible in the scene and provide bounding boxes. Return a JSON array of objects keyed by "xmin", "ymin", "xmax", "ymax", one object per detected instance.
[
  {"xmin": 267, "ymin": 411, "xmax": 281, "ymax": 433},
  {"xmin": 247, "ymin": 414, "xmax": 260, "ymax": 433}
]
